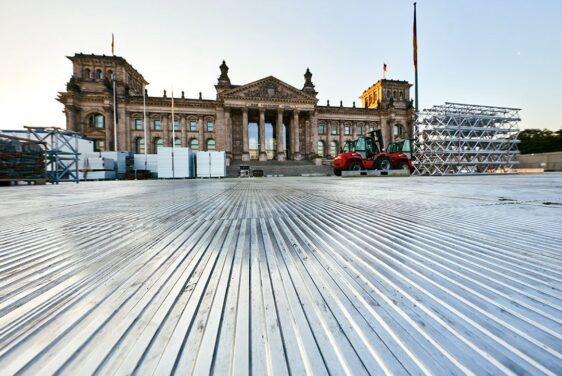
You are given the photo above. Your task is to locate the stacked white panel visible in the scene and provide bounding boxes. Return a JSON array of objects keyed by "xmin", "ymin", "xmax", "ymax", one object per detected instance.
[
  {"xmin": 210, "ymin": 151, "xmax": 226, "ymax": 177},
  {"xmin": 196, "ymin": 151, "xmax": 225, "ymax": 178},
  {"xmin": 80, "ymin": 154, "xmax": 115, "ymax": 170},
  {"xmin": 157, "ymin": 147, "xmax": 193, "ymax": 178},
  {"xmin": 134, "ymin": 154, "xmax": 158, "ymax": 173},
  {"xmin": 100, "ymin": 151, "xmax": 130, "ymax": 174},
  {"xmin": 196, "ymin": 152, "xmax": 211, "ymax": 177}
]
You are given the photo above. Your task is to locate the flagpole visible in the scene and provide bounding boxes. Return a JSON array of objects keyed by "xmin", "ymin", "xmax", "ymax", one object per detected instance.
[
  {"xmin": 113, "ymin": 80, "xmax": 118, "ymax": 151},
  {"xmin": 143, "ymin": 84, "xmax": 148, "ymax": 170},
  {"xmin": 171, "ymin": 88, "xmax": 175, "ymax": 179},
  {"xmin": 414, "ymin": 2, "xmax": 419, "ymax": 114},
  {"xmin": 112, "ymin": 33, "xmax": 118, "ymax": 152}
]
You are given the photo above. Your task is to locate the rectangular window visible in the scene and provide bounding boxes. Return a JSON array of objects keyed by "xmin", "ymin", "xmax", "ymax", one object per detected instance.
[
  {"xmin": 331, "ymin": 125, "xmax": 338, "ymax": 135},
  {"xmin": 154, "ymin": 119, "xmax": 161, "ymax": 130},
  {"xmin": 357, "ymin": 126, "xmax": 363, "ymax": 135},
  {"xmin": 318, "ymin": 124, "xmax": 325, "ymax": 135},
  {"xmin": 344, "ymin": 126, "xmax": 350, "ymax": 135},
  {"xmin": 189, "ymin": 120, "xmax": 197, "ymax": 131},
  {"xmin": 173, "ymin": 119, "xmax": 180, "ymax": 131},
  {"xmin": 94, "ymin": 115, "xmax": 104, "ymax": 129},
  {"xmin": 207, "ymin": 120, "xmax": 214, "ymax": 132},
  {"xmin": 135, "ymin": 119, "xmax": 143, "ymax": 130},
  {"xmin": 94, "ymin": 140, "xmax": 105, "ymax": 152}
]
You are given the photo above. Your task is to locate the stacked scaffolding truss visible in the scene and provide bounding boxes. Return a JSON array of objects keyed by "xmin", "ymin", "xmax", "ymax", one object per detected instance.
[
  {"xmin": 24, "ymin": 126, "xmax": 80, "ymax": 184},
  {"xmin": 414, "ymin": 102, "xmax": 521, "ymax": 175}
]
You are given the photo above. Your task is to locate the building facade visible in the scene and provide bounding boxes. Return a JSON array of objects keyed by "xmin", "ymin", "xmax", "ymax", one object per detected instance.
[{"xmin": 58, "ymin": 54, "xmax": 414, "ymax": 163}]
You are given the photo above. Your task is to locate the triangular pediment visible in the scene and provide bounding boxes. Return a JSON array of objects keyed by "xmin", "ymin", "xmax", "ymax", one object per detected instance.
[{"xmin": 221, "ymin": 76, "xmax": 317, "ymax": 103}]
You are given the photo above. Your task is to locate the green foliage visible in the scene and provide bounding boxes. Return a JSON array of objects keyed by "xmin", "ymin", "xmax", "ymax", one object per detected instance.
[{"xmin": 517, "ymin": 128, "xmax": 562, "ymax": 154}]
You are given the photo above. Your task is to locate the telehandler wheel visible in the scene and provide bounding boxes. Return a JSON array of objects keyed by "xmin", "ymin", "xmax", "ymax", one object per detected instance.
[
  {"xmin": 333, "ymin": 169, "xmax": 342, "ymax": 176},
  {"xmin": 375, "ymin": 156, "xmax": 391, "ymax": 171},
  {"xmin": 349, "ymin": 162, "xmax": 362, "ymax": 171}
]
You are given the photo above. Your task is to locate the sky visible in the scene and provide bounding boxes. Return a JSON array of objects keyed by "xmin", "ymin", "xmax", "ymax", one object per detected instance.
[{"xmin": 0, "ymin": 0, "xmax": 561, "ymax": 131}]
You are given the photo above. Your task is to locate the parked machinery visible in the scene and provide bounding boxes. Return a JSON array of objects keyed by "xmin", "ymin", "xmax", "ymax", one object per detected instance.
[{"xmin": 332, "ymin": 129, "xmax": 413, "ymax": 176}]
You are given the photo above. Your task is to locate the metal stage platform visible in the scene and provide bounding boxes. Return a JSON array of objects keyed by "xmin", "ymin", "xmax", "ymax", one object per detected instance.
[{"xmin": 0, "ymin": 175, "xmax": 561, "ymax": 374}]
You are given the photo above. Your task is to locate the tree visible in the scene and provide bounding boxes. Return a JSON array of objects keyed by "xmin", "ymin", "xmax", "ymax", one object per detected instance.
[{"xmin": 517, "ymin": 128, "xmax": 562, "ymax": 154}]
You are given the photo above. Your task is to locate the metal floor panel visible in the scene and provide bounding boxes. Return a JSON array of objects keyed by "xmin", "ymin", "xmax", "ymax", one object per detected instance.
[{"xmin": 0, "ymin": 174, "xmax": 561, "ymax": 375}]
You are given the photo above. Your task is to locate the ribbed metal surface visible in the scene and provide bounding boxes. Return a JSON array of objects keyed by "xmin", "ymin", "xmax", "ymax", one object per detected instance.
[{"xmin": 1, "ymin": 175, "xmax": 561, "ymax": 375}]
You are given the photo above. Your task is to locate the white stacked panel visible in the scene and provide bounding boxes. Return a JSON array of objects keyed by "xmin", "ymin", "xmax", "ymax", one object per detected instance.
[
  {"xmin": 134, "ymin": 154, "xmax": 159, "ymax": 173},
  {"xmin": 100, "ymin": 151, "xmax": 130, "ymax": 174},
  {"xmin": 196, "ymin": 152, "xmax": 211, "ymax": 177},
  {"xmin": 210, "ymin": 151, "xmax": 226, "ymax": 177},
  {"xmin": 79, "ymin": 154, "xmax": 115, "ymax": 170},
  {"xmin": 157, "ymin": 147, "xmax": 193, "ymax": 178}
]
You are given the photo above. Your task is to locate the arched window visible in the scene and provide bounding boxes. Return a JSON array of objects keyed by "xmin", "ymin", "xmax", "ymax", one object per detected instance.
[
  {"xmin": 399, "ymin": 91, "xmax": 404, "ymax": 99},
  {"xmin": 318, "ymin": 123, "xmax": 326, "ymax": 135},
  {"xmin": 135, "ymin": 138, "xmax": 145, "ymax": 154},
  {"xmin": 189, "ymin": 138, "xmax": 199, "ymax": 151},
  {"xmin": 331, "ymin": 124, "xmax": 338, "ymax": 135},
  {"xmin": 317, "ymin": 141, "xmax": 325, "ymax": 157},
  {"xmin": 96, "ymin": 69, "xmax": 103, "ymax": 79},
  {"xmin": 206, "ymin": 119, "xmax": 214, "ymax": 132},
  {"xmin": 173, "ymin": 138, "xmax": 181, "ymax": 147},
  {"xmin": 107, "ymin": 70, "xmax": 113, "ymax": 80},
  {"xmin": 207, "ymin": 138, "xmax": 216, "ymax": 151},
  {"xmin": 154, "ymin": 137, "xmax": 164, "ymax": 151},
  {"xmin": 344, "ymin": 125, "xmax": 351, "ymax": 136},
  {"xmin": 393, "ymin": 90, "xmax": 397, "ymax": 99},
  {"xmin": 393, "ymin": 124, "xmax": 403, "ymax": 137},
  {"xmin": 88, "ymin": 114, "xmax": 105, "ymax": 128},
  {"xmin": 330, "ymin": 141, "xmax": 338, "ymax": 156},
  {"xmin": 357, "ymin": 126, "xmax": 363, "ymax": 135},
  {"xmin": 84, "ymin": 68, "xmax": 91, "ymax": 79},
  {"xmin": 173, "ymin": 118, "xmax": 180, "ymax": 131}
]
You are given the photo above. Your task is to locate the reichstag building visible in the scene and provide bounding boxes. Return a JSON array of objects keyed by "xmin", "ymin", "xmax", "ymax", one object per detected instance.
[{"xmin": 58, "ymin": 54, "xmax": 414, "ymax": 162}]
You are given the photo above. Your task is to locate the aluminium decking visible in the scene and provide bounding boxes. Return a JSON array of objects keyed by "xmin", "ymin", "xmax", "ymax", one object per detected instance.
[{"xmin": 0, "ymin": 174, "xmax": 561, "ymax": 375}]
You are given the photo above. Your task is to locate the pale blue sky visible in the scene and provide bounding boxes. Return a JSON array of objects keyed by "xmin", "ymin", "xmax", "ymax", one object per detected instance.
[{"xmin": 0, "ymin": 0, "xmax": 560, "ymax": 130}]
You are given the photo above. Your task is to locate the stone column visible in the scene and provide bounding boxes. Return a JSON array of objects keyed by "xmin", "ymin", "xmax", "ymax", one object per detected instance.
[
  {"xmin": 276, "ymin": 109, "xmax": 285, "ymax": 161},
  {"xmin": 104, "ymin": 108, "xmax": 112, "ymax": 152},
  {"xmin": 258, "ymin": 108, "xmax": 267, "ymax": 161},
  {"xmin": 310, "ymin": 111, "xmax": 318, "ymax": 158},
  {"xmin": 224, "ymin": 107, "xmax": 232, "ymax": 157},
  {"xmin": 381, "ymin": 117, "xmax": 391, "ymax": 151},
  {"xmin": 326, "ymin": 121, "xmax": 332, "ymax": 157},
  {"xmin": 146, "ymin": 113, "xmax": 152, "ymax": 153},
  {"xmin": 242, "ymin": 108, "xmax": 250, "ymax": 161},
  {"xmin": 198, "ymin": 116, "xmax": 204, "ymax": 151},
  {"xmin": 180, "ymin": 116, "xmax": 187, "ymax": 147},
  {"xmin": 124, "ymin": 114, "xmax": 130, "ymax": 151},
  {"xmin": 163, "ymin": 115, "xmax": 170, "ymax": 147},
  {"xmin": 339, "ymin": 122, "xmax": 344, "ymax": 154},
  {"xmin": 293, "ymin": 110, "xmax": 301, "ymax": 160}
]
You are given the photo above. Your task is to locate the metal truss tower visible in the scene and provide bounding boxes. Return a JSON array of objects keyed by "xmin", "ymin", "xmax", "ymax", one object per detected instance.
[
  {"xmin": 414, "ymin": 102, "xmax": 521, "ymax": 175},
  {"xmin": 24, "ymin": 127, "xmax": 80, "ymax": 184}
]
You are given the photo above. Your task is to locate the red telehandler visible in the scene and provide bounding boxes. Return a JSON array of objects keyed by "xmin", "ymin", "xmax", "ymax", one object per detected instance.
[{"xmin": 332, "ymin": 129, "xmax": 413, "ymax": 176}]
